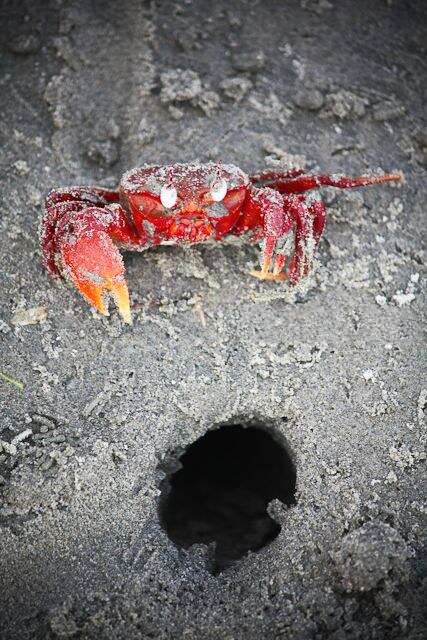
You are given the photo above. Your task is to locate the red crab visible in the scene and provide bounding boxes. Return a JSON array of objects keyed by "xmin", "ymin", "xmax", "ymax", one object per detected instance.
[{"xmin": 41, "ymin": 163, "xmax": 401, "ymax": 323}]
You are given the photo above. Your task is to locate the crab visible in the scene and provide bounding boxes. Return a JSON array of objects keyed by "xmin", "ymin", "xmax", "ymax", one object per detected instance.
[{"xmin": 41, "ymin": 163, "xmax": 401, "ymax": 323}]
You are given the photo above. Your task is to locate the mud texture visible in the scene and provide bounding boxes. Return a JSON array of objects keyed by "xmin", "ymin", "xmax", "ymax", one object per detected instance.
[{"xmin": 0, "ymin": 1, "xmax": 426, "ymax": 639}]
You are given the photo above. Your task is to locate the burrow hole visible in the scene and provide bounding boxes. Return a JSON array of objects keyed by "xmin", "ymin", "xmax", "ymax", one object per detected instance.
[{"xmin": 160, "ymin": 424, "xmax": 296, "ymax": 574}]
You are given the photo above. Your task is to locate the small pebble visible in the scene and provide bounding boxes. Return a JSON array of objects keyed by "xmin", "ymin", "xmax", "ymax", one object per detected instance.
[
  {"xmin": 232, "ymin": 51, "xmax": 266, "ymax": 73},
  {"xmin": 112, "ymin": 449, "xmax": 127, "ymax": 462},
  {"xmin": 28, "ymin": 186, "xmax": 42, "ymax": 206},
  {"xmin": 93, "ymin": 118, "xmax": 121, "ymax": 141},
  {"xmin": 293, "ymin": 88, "xmax": 324, "ymax": 111},
  {"xmin": 33, "ymin": 433, "xmax": 48, "ymax": 441},
  {"xmin": 40, "ymin": 458, "xmax": 54, "ymax": 472},
  {"xmin": 32, "ymin": 414, "xmax": 56, "ymax": 428},
  {"xmin": 373, "ymin": 102, "xmax": 405, "ymax": 122},
  {"xmin": 160, "ymin": 68, "xmax": 202, "ymax": 103},
  {"xmin": 192, "ymin": 90, "xmax": 220, "ymax": 116},
  {"xmin": 85, "ymin": 140, "xmax": 118, "ymax": 167},
  {"xmin": 375, "ymin": 295, "xmax": 387, "ymax": 307},
  {"xmin": 1, "ymin": 442, "xmax": 17, "ymax": 456},
  {"xmin": 392, "ymin": 292, "xmax": 416, "ymax": 307},
  {"xmin": 413, "ymin": 127, "xmax": 427, "ymax": 165},
  {"xmin": 219, "ymin": 77, "xmax": 252, "ymax": 102},
  {"xmin": 11, "ymin": 307, "xmax": 47, "ymax": 326},
  {"xmin": 323, "ymin": 90, "xmax": 366, "ymax": 119},
  {"xmin": 11, "ymin": 429, "xmax": 32, "ymax": 445},
  {"xmin": 362, "ymin": 369, "xmax": 376, "ymax": 382},
  {"xmin": 59, "ymin": 16, "xmax": 75, "ymax": 35},
  {"xmin": 173, "ymin": 27, "xmax": 201, "ymax": 52},
  {"xmin": 137, "ymin": 117, "xmax": 156, "ymax": 145},
  {"xmin": 303, "ymin": 0, "xmax": 333, "ymax": 14},
  {"xmin": 385, "ymin": 470, "xmax": 398, "ymax": 484},
  {"xmin": 53, "ymin": 36, "xmax": 79, "ymax": 70},
  {"xmin": 13, "ymin": 160, "xmax": 30, "ymax": 176},
  {"xmin": 414, "ymin": 127, "xmax": 427, "ymax": 148},
  {"xmin": 331, "ymin": 522, "xmax": 409, "ymax": 592},
  {"xmin": 50, "ymin": 435, "xmax": 66, "ymax": 444},
  {"xmin": 168, "ymin": 105, "xmax": 184, "ymax": 120},
  {"xmin": 8, "ymin": 34, "xmax": 40, "ymax": 55}
]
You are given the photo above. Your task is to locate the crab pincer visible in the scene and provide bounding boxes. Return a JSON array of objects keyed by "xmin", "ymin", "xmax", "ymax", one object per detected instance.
[
  {"xmin": 42, "ymin": 190, "xmax": 140, "ymax": 323},
  {"xmin": 59, "ymin": 223, "xmax": 131, "ymax": 323}
]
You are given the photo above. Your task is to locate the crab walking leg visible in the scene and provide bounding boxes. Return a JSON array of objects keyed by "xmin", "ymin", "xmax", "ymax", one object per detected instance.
[
  {"xmin": 256, "ymin": 196, "xmax": 318, "ymax": 283},
  {"xmin": 257, "ymin": 236, "xmax": 277, "ymax": 276},
  {"xmin": 284, "ymin": 197, "xmax": 327, "ymax": 282},
  {"xmin": 272, "ymin": 252, "xmax": 288, "ymax": 277},
  {"xmin": 249, "ymin": 187, "xmax": 294, "ymax": 280},
  {"xmin": 282, "ymin": 200, "xmax": 327, "ymax": 278},
  {"xmin": 54, "ymin": 205, "xmax": 142, "ymax": 323},
  {"xmin": 257, "ymin": 172, "xmax": 402, "ymax": 195},
  {"xmin": 310, "ymin": 200, "xmax": 327, "ymax": 243},
  {"xmin": 250, "ymin": 167, "xmax": 307, "ymax": 184}
]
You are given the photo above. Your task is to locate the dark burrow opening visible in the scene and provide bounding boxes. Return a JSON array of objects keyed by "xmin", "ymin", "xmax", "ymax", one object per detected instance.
[{"xmin": 160, "ymin": 424, "xmax": 297, "ymax": 573}]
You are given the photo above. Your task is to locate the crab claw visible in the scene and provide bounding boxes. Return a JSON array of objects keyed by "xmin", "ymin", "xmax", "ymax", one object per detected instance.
[{"xmin": 60, "ymin": 231, "xmax": 132, "ymax": 324}]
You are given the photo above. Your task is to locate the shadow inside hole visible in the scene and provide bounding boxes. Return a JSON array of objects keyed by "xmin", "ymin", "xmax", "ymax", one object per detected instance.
[{"xmin": 160, "ymin": 424, "xmax": 296, "ymax": 574}]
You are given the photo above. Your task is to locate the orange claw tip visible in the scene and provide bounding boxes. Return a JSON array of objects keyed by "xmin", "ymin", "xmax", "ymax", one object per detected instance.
[
  {"xmin": 108, "ymin": 278, "xmax": 132, "ymax": 325},
  {"xmin": 78, "ymin": 281, "xmax": 110, "ymax": 317},
  {"xmin": 249, "ymin": 269, "xmax": 287, "ymax": 282},
  {"xmin": 72, "ymin": 277, "xmax": 132, "ymax": 323}
]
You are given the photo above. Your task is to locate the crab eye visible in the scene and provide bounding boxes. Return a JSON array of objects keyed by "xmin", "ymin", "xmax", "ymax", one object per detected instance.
[
  {"xmin": 160, "ymin": 185, "xmax": 177, "ymax": 209},
  {"xmin": 210, "ymin": 178, "xmax": 227, "ymax": 202}
]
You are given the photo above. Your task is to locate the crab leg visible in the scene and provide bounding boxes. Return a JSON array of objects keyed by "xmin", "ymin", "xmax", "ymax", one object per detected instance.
[
  {"xmin": 250, "ymin": 168, "xmax": 307, "ymax": 184},
  {"xmin": 284, "ymin": 197, "xmax": 315, "ymax": 282},
  {"xmin": 247, "ymin": 187, "xmax": 327, "ymax": 283},
  {"xmin": 271, "ymin": 199, "xmax": 327, "ymax": 282},
  {"xmin": 253, "ymin": 171, "xmax": 402, "ymax": 195},
  {"xmin": 311, "ymin": 200, "xmax": 327, "ymax": 242},
  {"xmin": 247, "ymin": 169, "xmax": 401, "ymax": 284},
  {"xmin": 249, "ymin": 187, "xmax": 294, "ymax": 281},
  {"xmin": 256, "ymin": 236, "xmax": 277, "ymax": 276}
]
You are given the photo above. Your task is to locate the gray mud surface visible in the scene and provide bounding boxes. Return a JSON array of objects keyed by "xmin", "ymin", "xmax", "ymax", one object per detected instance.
[{"xmin": 0, "ymin": 1, "xmax": 426, "ymax": 638}]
